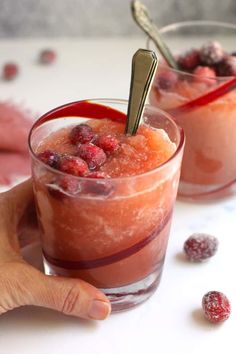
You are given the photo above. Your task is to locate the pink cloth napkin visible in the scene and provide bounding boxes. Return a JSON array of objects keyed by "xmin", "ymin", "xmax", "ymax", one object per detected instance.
[{"xmin": 0, "ymin": 101, "xmax": 35, "ymax": 185}]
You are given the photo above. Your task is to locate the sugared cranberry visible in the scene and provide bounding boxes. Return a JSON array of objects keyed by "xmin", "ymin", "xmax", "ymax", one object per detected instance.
[
  {"xmin": 183, "ymin": 233, "xmax": 218, "ymax": 262},
  {"xmin": 59, "ymin": 155, "xmax": 89, "ymax": 176},
  {"xmin": 37, "ymin": 150, "xmax": 60, "ymax": 169},
  {"xmin": 3, "ymin": 62, "xmax": 19, "ymax": 80},
  {"xmin": 77, "ymin": 143, "xmax": 106, "ymax": 170},
  {"xmin": 155, "ymin": 70, "xmax": 178, "ymax": 90},
  {"xmin": 193, "ymin": 66, "xmax": 216, "ymax": 85},
  {"xmin": 202, "ymin": 291, "xmax": 231, "ymax": 323},
  {"xmin": 216, "ymin": 56, "xmax": 236, "ymax": 76},
  {"xmin": 200, "ymin": 41, "xmax": 224, "ymax": 65},
  {"xmin": 177, "ymin": 49, "xmax": 200, "ymax": 71},
  {"xmin": 95, "ymin": 134, "xmax": 120, "ymax": 154},
  {"xmin": 39, "ymin": 49, "xmax": 56, "ymax": 64},
  {"xmin": 69, "ymin": 123, "xmax": 94, "ymax": 145}
]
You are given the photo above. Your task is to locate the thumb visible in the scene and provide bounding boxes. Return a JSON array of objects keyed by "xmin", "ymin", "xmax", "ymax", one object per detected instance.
[
  {"xmin": 32, "ymin": 273, "xmax": 111, "ymax": 320},
  {"xmin": 1, "ymin": 262, "xmax": 111, "ymax": 320}
]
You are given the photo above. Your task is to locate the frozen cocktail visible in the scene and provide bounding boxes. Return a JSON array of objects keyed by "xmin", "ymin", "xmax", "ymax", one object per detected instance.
[
  {"xmin": 149, "ymin": 21, "xmax": 236, "ymax": 200},
  {"xmin": 29, "ymin": 99, "xmax": 184, "ymax": 311}
]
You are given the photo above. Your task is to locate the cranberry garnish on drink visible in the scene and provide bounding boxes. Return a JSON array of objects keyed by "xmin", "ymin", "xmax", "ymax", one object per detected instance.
[
  {"xmin": 37, "ymin": 150, "xmax": 60, "ymax": 169},
  {"xmin": 77, "ymin": 142, "xmax": 107, "ymax": 170},
  {"xmin": 150, "ymin": 38, "xmax": 236, "ymax": 200},
  {"xmin": 30, "ymin": 98, "xmax": 184, "ymax": 311},
  {"xmin": 59, "ymin": 155, "xmax": 89, "ymax": 177},
  {"xmin": 69, "ymin": 123, "xmax": 95, "ymax": 144}
]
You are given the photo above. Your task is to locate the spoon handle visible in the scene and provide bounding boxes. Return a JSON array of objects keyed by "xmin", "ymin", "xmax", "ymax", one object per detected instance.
[
  {"xmin": 125, "ymin": 49, "xmax": 158, "ymax": 135},
  {"xmin": 131, "ymin": 0, "xmax": 179, "ymax": 70}
]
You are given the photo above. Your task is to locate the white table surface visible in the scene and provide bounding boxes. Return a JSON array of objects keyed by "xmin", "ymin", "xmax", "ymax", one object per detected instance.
[{"xmin": 0, "ymin": 37, "xmax": 236, "ymax": 354}]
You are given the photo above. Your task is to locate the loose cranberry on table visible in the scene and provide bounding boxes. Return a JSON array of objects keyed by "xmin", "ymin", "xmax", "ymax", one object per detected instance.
[
  {"xmin": 2, "ymin": 62, "xmax": 19, "ymax": 80},
  {"xmin": 39, "ymin": 49, "xmax": 57, "ymax": 64},
  {"xmin": 202, "ymin": 291, "xmax": 231, "ymax": 323},
  {"xmin": 77, "ymin": 143, "xmax": 107, "ymax": 170},
  {"xmin": 183, "ymin": 233, "xmax": 218, "ymax": 262}
]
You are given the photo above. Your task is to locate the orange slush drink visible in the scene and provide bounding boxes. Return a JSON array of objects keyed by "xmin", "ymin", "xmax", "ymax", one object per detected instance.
[
  {"xmin": 29, "ymin": 100, "xmax": 184, "ymax": 311},
  {"xmin": 149, "ymin": 22, "xmax": 236, "ymax": 200}
]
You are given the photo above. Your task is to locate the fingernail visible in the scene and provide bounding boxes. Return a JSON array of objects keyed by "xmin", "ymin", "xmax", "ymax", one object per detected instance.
[{"xmin": 88, "ymin": 300, "xmax": 111, "ymax": 320}]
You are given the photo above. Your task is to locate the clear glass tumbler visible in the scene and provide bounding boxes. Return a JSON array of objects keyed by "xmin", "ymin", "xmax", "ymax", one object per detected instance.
[
  {"xmin": 148, "ymin": 21, "xmax": 236, "ymax": 200},
  {"xmin": 28, "ymin": 99, "xmax": 184, "ymax": 312}
]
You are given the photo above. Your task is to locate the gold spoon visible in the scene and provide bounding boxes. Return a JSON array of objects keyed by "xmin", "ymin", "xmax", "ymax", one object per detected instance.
[
  {"xmin": 131, "ymin": 0, "xmax": 179, "ymax": 70},
  {"xmin": 125, "ymin": 48, "xmax": 158, "ymax": 135}
]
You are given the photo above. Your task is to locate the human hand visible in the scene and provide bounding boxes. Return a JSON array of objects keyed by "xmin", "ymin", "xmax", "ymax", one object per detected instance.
[{"xmin": 0, "ymin": 179, "xmax": 111, "ymax": 320}]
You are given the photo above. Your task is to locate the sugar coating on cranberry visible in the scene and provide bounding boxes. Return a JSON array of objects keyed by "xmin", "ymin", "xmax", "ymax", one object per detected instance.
[
  {"xmin": 39, "ymin": 49, "xmax": 56, "ymax": 64},
  {"xmin": 200, "ymin": 41, "xmax": 224, "ymax": 65},
  {"xmin": 37, "ymin": 150, "xmax": 60, "ymax": 169},
  {"xmin": 193, "ymin": 66, "xmax": 216, "ymax": 85},
  {"xmin": 77, "ymin": 143, "xmax": 106, "ymax": 170},
  {"xmin": 3, "ymin": 62, "xmax": 19, "ymax": 80},
  {"xmin": 216, "ymin": 56, "xmax": 236, "ymax": 76},
  {"xmin": 178, "ymin": 49, "xmax": 200, "ymax": 71},
  {"xmin": 155, "ymin": 70, "xmax": 178, "ymax": 90},
  {"xmin": 183, "ymin": 233, "xmax": 218, "ymax": 262},
  {"xmin": 95, "ymin": 134, "xmax": 120, "ymax": 154},
  {"xmin": 202, "ymin": 291, "xmax": 231, "ymax": 323},
  {"xmin": 69, "ymin": 123, "xmax": 95, "ymax": 145},
  {"xmin": 59, "ymin": 155, "xmax": 89, "ymax": 176}
]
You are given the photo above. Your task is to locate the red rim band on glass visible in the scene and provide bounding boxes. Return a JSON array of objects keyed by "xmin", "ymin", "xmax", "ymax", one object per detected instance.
[
  {"xmin": 169, "ymin": 77, "xmax": 236, "ymax": 115},
  {"xmin": 33, "ymin": 100, "xmax": 127, "ymax": 129}
]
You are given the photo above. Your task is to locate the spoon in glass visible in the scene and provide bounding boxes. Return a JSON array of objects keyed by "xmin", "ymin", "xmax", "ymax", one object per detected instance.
[
  {"xmin": 131, "ymin": 0, "xmax": 179, "ymax": 70},
  {"xmin": 125, "ymin": 48, "xmax": 158, "ymax": 135}
]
